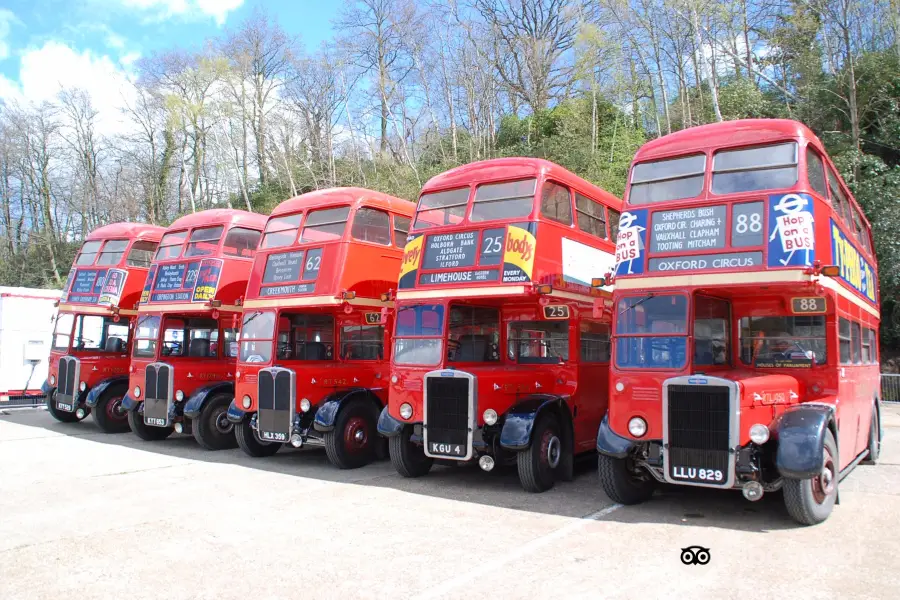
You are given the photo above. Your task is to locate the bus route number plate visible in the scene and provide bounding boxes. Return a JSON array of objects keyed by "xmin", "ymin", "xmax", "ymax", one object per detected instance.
[
  {"xmin": 543, "ymin": 305, "xmax": 570, "ymax": 320},
  {"xmin": 364, "ymin": 312, "xmax": 382, "ymax": 325},
  {"xmin": 791, "ymin": 297, "xmax": 826, "ymax": 314}
]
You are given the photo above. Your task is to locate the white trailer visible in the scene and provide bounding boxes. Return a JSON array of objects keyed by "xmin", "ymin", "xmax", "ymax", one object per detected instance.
[{"xmin": 0, "ymin": 287, "xmax": 62, "ymax": 407}]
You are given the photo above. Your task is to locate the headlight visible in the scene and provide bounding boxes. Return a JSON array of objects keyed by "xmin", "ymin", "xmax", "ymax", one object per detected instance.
[
  {"xmin": 133, "ymin": 386, "xmax": 141, "ymax": 398},
  {"xmin": 399, "ymin": 403, "xmax": 413, "ymax": 420},
  {"xmin": 483, "ymin": 408, "xmax": 498, "ymax": 426},
  {"xmin": 49, "ymin": 375, "xmax": 56, "ymax": 385},
  {"xmin": 749, "ymin": 423, "xmax": 770, "ymax": 445},
  {"xmin": 615, "ymin": 381, "xmax": 625, "ymax": 392},
  {"xmin": 391, "ymin": 374, "xmax": 398, "ymax": 384},
  {"xmin": 628, "ymin": 416, "xmax": 648, "ymax": 437},
  {"xmin": 242, "ymin": 395, "xmax": 252, "ymax": 409},
  {"xmin": 79, "ymin": 382, "xmax": 87, "ymax": 392},
  {"xmin": 175, "ymin": 390, "xmax": 184, "ymax": 402},
  {"xmin": 299, "ymin": 398, "xmax": 311, "ymax": 413}
]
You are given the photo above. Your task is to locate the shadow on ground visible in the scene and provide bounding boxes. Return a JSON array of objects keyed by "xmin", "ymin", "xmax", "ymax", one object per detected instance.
[{"xmin": 3, "ymin": 405, "xmax": 879, "ymax": 532}]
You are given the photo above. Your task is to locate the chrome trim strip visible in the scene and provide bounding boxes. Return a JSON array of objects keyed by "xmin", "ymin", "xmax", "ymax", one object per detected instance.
[
  {"xmin": 662, "ymin": 375, "xmax": 739, "ymax": 489},
  {"xmin": 423, "ymin": 369, "xmax": 476, "ymax": 461}
]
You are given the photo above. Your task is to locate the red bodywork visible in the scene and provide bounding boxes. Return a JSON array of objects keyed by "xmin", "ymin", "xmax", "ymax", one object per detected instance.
[
  {"xmin": 606, "ymin": 119, "xmax": 879, "ymax": 488},
  {"xmin": 127, "ymin": 210, "xmax": 267, "ymax": 430},
  {"xmin": 47, "ymin": 222, "xmax": 165, "ymax": 416},
  {"xmin": 388, "ymin": 158, "xmax": 622, "ymax": 464},
  {"xmin": 234, "ymin": 188, "xmax": 415, "ymax": 450}
]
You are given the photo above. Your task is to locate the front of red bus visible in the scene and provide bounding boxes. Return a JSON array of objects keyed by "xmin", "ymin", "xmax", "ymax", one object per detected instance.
[
  {"xmin": 123, "ymin": 210, "xmax": 266, "ymax": 449},
  {"xmin": 45, "ymin": 224, "xmax": 164, "ymax": 432},
  {"xmin": 596, "ymin": 119, "xmax": 881, "ymax": 525},
  {"xmin": 378, "ymin": 158, "xmax": 621, "ymax": 492}
]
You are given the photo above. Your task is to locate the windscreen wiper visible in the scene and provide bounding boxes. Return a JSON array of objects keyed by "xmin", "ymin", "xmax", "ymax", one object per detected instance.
[{"xmin": 618, "ymin": 293, "xmax": 655, "ymax": 318}]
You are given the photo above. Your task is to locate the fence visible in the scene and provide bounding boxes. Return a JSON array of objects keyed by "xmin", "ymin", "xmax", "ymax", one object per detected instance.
[{"xmin": 882, "ymin": 374, "xmax": 900, "ymax": 403}]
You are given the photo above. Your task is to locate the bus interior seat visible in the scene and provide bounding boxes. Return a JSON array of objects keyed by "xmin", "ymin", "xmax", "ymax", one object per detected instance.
[
  {"xmin": 189, "ymin": 338, "xmax": 210, "ymax": 357},
  {"xmin": 105, "ymin": 337, "xmax": 125, "ymax": 353},
  {"xmin": 455, "ymin": 334, "xmax": 490, "ymax": 362},
  {"xmin": 302, "ymin": 341, "xmax": 328, "ymax": 360}
]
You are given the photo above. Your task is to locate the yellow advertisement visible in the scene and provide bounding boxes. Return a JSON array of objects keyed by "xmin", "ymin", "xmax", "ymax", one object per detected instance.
[
  {"xmin": 398, "ymin": 234, "xmax": 423, "ymax": 286},
  {"xmin": 502, "ymin": 224, "xmax": 536, "ymax": 283}
]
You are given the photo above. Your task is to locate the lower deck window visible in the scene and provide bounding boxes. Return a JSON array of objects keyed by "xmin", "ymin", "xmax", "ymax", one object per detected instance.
[
  {"xmin": 73, "ymin": 315, "xmax": 130, "ymax": 353},
  {"xmin": 341, "ymin": 325, "xmax": 384, "ymax": 360},
  {"xmin": 740, "ymin": 316, "xmax": 826, "ymax": 366},
  {"xmin": 447, "ymin": 306, "xmax": 500, "ymax": 363},
  {"xmin": 508, "ymin": 320, "xmax": 568, "ymax": 364}
]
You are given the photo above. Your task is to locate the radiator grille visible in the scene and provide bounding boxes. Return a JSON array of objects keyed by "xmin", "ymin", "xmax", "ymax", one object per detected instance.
[
  {"xmin": 143, "ymin": 364, "xmax": 172, "ymax": 426},
  {"xmin": 54, "ymin": 356, "xmax": 79, "ymax": 412},
  {"xmin": 256, "ymin": 368, "xmax": 293, "ymax": 442},
  {"xmin": 424, "ymin": 377, "xmax": 470, "ymax": 454},
  {"xmin": 666, "ymin": 384, "xmax": 731, "ymax": 486}
]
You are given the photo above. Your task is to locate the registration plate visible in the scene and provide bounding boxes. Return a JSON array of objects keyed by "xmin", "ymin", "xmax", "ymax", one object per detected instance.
[
  {"xmin": 428, "ymin": 442, "xmax": 466, "ymax": 457},
  {"xmin": 56, "ymin": 401, "xmax": 74, "ymax": 412},
  {"xmin": 670, "ymin": 466, "xmax": 725, "ymax": 484},
  {"xmin": 145, "ymin": 417, "xmax": 166, "ymax": 427},
  {"xmin": 260, "ymin": 431, "xmax": 287, "ymax": 442}
]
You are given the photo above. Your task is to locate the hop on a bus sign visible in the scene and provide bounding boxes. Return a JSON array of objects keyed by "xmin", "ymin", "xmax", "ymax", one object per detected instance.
[
  {"xmin": 615, "ymin": 210, "xmax": 648, "ymax": 276},
  {"xmin": 767, "ymin": 193, "xmax": 815, "ymax": 267}
]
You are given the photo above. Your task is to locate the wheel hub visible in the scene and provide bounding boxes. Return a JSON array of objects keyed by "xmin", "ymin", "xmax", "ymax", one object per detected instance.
[
  {"xmin": 215, "ymin": 412, "xmax": 233, "ymax": 434},
  {"xmin": 344, "ymin": 416, "xmax": 369, "ymax": 453},
  {"xmin": 107, "ymin": 396, "xmax": 126, "ymax": 420},
  {"xmin": 546, "ymin": 435, "xmax": 561, "ymax": 469},
  {"xmin": 812, "ymin": 444, "xmax": 836, "ymax": 504}
]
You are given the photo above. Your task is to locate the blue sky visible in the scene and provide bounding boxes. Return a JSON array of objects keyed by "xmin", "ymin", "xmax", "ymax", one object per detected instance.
[{"xmin": 0, "ymin": 0, "xmax": 341, "ymax": 128}]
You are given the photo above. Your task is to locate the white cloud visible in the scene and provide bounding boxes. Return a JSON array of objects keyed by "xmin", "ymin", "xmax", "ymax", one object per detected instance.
[
  {"xmin": 0, "ymin": 9, "xmax": 22, "ymax": 60},
  {"xmin": 119, "ymin": 0, "xmax": 244, "ymax": 26},
  {"xmin": 0, "ymin": 41, "xmax": 137, "ymax": 136}
]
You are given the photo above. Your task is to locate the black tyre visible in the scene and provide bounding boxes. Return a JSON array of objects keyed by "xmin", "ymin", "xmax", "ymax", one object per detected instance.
[
  {"xmin": 324, "ymin": 400, "xmax": 379, "ymax": 469},
  {"xmin": 389, "ymin": 425, "xmax": 433, "ymax": 478},
  {"xmin": 864, "ymin": 402, "xmax": 881, "ymax": 465},
  {"xmin": 235, "ymin": 416, "xmax": 281, "ymax": 457},
  {"xmin": 783, "ymin": 428, "xmax": 838, "ymax": 526},
  {"xmin": 92, "ymin": 384, "xmax": 130, "ymax": 433},
  {"xmin": 127, "ymin": 405, "xmax": 174, "ymax": 441},
  {"xmin": 597, "ymin": 453, "xmax": 655, "ymax": 505},
  {"xmin": 192, "ymin": 393, "xmax": 238, "ymax": 450},
  {"xmin": 517, "ymin": 413, "xmax": 565, "ymax": 493},
  {"xmin": 45, "ymin": 390, "xmax": 81, "ymax": 423}
]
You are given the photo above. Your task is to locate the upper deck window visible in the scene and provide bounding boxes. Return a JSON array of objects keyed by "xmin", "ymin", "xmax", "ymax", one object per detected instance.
[
  {"xmin": 540, "ymin": 182, "xmax": 573, "ymax": 225},
  {"xmin": 575, "ymin": 192, "xmax": 607, "ymax": 239},
  {"xmin": 96, "ymin": 239, "xmax": 128, "ymax": 266},
  {"xmin": 127, "ymin": 241, "xmax": 158, "ymax": 267},
  {"xmin": 154, "ymin": 231, "xmax": 187, "ymax": 261},
  {"xmin": 609, "ymin": 209, "xmax": 620, "ymax": 239},
  {"xmin": 629, "ymin": 154, "xmax": 705, "ymax": 204},
  {"xmin": 414, "ymin": 188, "xmax": 468, "ymax": 230},
  {"xmin": 222, "ymin": 227, "xmax": 261, "ymax": 258},
  {"xmin": 711, "ymin": 142, "xmax": 798, "ymax": 194},
  {"xmin": 394, "ymin": 215, "xmax": 411, "ymax": 247},
  {"xmin": 806, "ymin": 148, "xmax": 827, "ymax": 198},
  {"xmin": 262, "ymin": 213, "xmax": 302, "ymax": 249},
  {"xmin": 351, "ymin": 207, "xmax": 391, "ymax": 245},
  {"xmin": 827, "ymin": 168, "xmax": 851, "ymax": 225},
  {"xmin": 300, "ymin": 206, "xmax": 349, "ymax": 243},
  {"xmin": 75, "ymin": 241, "xmax": 102, "ymax": 266},
  {"xmin": 471, "ymin": 178, "xmax": 536, "ymax": 222},
  {"xmin": 184, "ymin": 226, "xmax": 223, "ymax": 258}
]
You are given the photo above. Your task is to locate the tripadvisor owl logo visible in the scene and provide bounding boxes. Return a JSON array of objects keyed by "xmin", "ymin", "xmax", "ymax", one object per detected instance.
[{"xmin": 680, "ymin": 546, "xmax": 710, "ymax": 565}]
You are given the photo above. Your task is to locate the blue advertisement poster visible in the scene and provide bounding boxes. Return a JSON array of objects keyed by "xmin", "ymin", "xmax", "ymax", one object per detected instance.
[
  {"xmin": 830, "ymin": 219, "xmax": 877, "ymax": 305},
  {"xmin": 192, "ymin": 259, "xmax": 223, "ymax": 302},
  {"xmin": 615, "ymin": 209, "xmax": 648, "ymax": 276},
  {"xmin": 767, "ymin": 193, "xmax": 815, "ymax": 267}
]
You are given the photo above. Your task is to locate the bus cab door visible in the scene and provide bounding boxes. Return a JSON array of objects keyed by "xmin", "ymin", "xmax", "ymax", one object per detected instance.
[{"xmin": 573, "ymin": 318, "xmax": 610, "ymax": 449}]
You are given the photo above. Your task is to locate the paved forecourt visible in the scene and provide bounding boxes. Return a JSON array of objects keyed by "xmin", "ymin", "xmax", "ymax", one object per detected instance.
[{"xmin": 1, "ymin": 405, "xmax": 898, "ymax": 600}]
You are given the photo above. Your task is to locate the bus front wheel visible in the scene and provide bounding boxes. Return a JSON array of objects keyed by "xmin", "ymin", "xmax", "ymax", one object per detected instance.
[
  {"xmin": 127, "ymin": 406, "xmax": 174, "ymax": 441},
  {"xmin": 389, "ymin": 425, "xmax": 432, "ymax": 478},
  {"xmin": 92, "ymin": 384, "xmax": 130, "ymax": 434},
  {"xmin": 192, "ymin": 394, "xmax": 238, "ymax": 451},
  {"xmin": 783, "ymin": 429, "xmax": 838, "ymax": 526},
  {"xmin": 517, "ymin": 413, "xmax": 564, "ymax": 493},
  {"xmin": 325, "ymin": 400, "xmax": 378, "ymax": 469},
  {"xmin": 596, "ymin": 453, "xmax": 655, "ymax": 505},
  {"xmin": 45, "ymin": 391, "xmax": 82, "ymax": 423},
  {"xmin": 235, "ymin": 416, "xmax": 280, "ymax": 457}
]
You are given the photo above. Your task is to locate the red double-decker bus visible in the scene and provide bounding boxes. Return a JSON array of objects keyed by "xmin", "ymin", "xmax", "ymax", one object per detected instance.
[
  {"xmin": 596, "ymin": 119, "xmax": 882, "ymax": 524},
  {"xmin": 378, "ymin": 158, "xmax": 622, "ymax": 492},
  {"xmin": 45, "ymin": 223, "xmax": 165, "ymax": 432},
  {"xmin": 228, "ymin": 188, "xmax": 415, "ymax": 469},
  {"xmin": 122, "ymin": 209, "xmax": 267, "ymax": 449}
]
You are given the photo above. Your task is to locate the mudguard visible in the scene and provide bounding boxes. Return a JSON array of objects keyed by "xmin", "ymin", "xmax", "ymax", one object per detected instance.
[
  {"xmin": 313, "ymin": 387, "xmax": 381, "ymax": 432},
  {"xmin": 596, "ymin": 413, "xmax": 636, "ymax": 458},
  {"xmin": 121, "ymin": 393, "xmax": 139, "ymax": 412},
  {"xmin": 376, "ymin": 405, "xmax": 403, "ymax": 437},
  {"xmin": 84, "ymin": 376, "xmax": 128, "ymax": 408},
  {"xmin": 226, "ymin": 399, "xmax": 246, "ymax": 424},
  {"xmin": 41, "ymin": 380, "xmax": 53, "ymax": 396},
  {"xmin": 773, "ymin": 402, "xmax": 836, "ymax": 479},
  {"xmin": 499, "ymin": 394, "xmax": 572, "ymax": 451},
  {"xmin": 183, "ymin": 382, "xmax": 234, "ymax": 419}
]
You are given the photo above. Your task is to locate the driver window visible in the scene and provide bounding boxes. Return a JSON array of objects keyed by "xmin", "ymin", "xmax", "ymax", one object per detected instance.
[
  {"xmin": 694, "ymin": 296, "xmax": 730, "ymax": 366},
  {"xmin": 509, "ymin": 320, "xmax": 569, "ymax": 364},
  {"xmin": 740, "ymin": 315, "xmax": 826, "ymax": 366}
]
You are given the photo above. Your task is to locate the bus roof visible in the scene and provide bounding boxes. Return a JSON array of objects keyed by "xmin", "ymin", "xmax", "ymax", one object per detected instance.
[
  {"xmin": 634, "ymin": 119, "xmax": 825, "ymax": 162},
  {"xmin": 167, "ymin": 209, "xmax": 268, "ymax": 232},
  {"xmin": 85, "ymin": 222, "xmax": 166, "ymax": 242},
  {"xmin": 421, "ymin": 157, "xmax": 621, "ymax": 206},
  {"xmin": 271, "ymin": 187, "xmax": 415, "ymax": 218}
]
